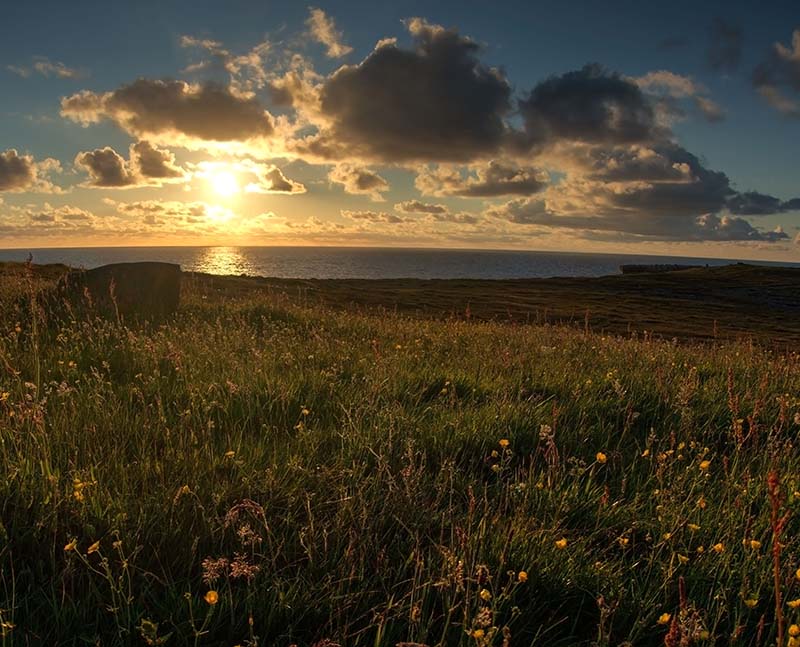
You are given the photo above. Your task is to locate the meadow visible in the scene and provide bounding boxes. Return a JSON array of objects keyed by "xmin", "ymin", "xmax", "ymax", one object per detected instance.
[{"xmin": 2, "ymin": 265, "xmax": 800, "ymax": 646}]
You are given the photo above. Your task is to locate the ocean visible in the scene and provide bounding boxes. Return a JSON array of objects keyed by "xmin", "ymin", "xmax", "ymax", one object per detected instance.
[{"xmin": 0, "ymin": 246, "xmax": 797, "ymax": 280}]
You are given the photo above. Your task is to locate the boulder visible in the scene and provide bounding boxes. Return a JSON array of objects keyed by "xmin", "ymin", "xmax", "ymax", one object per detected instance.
[{"xmin": 49, "ymin": 262, "xmax": 181, "ymax": 321}]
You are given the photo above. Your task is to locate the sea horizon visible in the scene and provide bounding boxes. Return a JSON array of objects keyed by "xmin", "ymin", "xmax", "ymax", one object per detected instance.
[{"xmin": 1, "ymin": 244, "xmax": 799, "ymax": 280}]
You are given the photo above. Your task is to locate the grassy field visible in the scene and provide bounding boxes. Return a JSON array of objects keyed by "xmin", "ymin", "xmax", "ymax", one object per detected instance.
[{"xmin": 3, "ymin": 264, "xmax": 800, "ymax": 645}]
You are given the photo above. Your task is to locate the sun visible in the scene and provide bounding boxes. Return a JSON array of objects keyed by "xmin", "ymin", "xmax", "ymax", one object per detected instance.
[{"xmin": 209, "ymin": 171, "xmax": 240, "ymax": 197}]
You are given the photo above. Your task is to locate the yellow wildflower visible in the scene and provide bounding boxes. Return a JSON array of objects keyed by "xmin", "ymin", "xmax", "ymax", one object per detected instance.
[
  {"xmin": 712, "ymin": 542, "xmax": 725, "ymax": 553},
  {"xmin": 658, "ymin": 612, "xmax": 672, "ymax": 625},
  {"xmin": 517, "ymin": 571, "xmax": 528, "ymax": 583},
  {"xmin": 688, "ymin": 523, "xmax": 701, "ymax": 531},
  {"xmin": 224, "ymin": 450, "xmax": 235, "ymax": 458},
  {"xmin": 596, "ymin": 452, "xmax": 607, "ymax": 464},
  {"xmin": 677, "ymin": 554, "xmax": 689, "ymax": 564},
  {"xmin": 64, "ymin": 538, "xmax": 77, "ymax": 552},
  {"xmin": 791, "ymin": 625, "xmax": 800, "ymax": 638},
  {"xmin": 697, "ymin": 545, "xmax": 705, "ymax": 554},
  {"xmin": 641, "ymin": 449, "xmax": 650, "ymax": 457},
  {"xmin": 204, "ymin": 590, "xmax": 219, "ymax": 605},
  {"xmin": 749, "ymin": 539, "xmax": 762, "ymax": 550},
  {"xmin": 743, "ymin": 597, "xmax": 758, "ymax": 608},
  {"xmin": 479, "ymin": 588, "xmax": 492, "ymax": 601},
  {"xmin": 472, "ymin": 629, "xmax": 485, "ymax": 639},
  {"xmin": 795, "ymin": 567, "xmax": 800, "ymax": 581},
  {"xmin": 555, "ymin": 538, "xmax": 568, "ymax": 549},
  {"xmin": 499, "ymin": 439, "xmax": 510, "ymax": 448},
  {"xmin": 788, "ymin": 599, "xmax": 800, "ymax": 609},
  {"xmin": 699, "ymin": 460, "xmax": 711, "ymax": 470},
  {"xmin": 87, "ymin": 540, "xmax": 100, "ymax": 555}
]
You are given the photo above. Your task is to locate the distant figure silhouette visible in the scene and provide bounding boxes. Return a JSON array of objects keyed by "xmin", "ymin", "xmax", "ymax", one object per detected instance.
[{"xmin": 52, "ymin": 262, "xmax": 181, "ymax": 321}]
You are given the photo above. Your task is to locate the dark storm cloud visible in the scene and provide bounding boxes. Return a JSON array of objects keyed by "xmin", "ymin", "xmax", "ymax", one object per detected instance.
[
  {"xmin": 518, "ymin": 64, "xmax": 660, "ymax": 148},
  {"xmin": 726, "ymin": 191, "xmax": 800, "ymax": 215},
  {"xmin": 489, "ymin": 199, "xmax": 787, "ymax": 243},
  {"xmin": 61, "ymin": 79, "xmax": 274, "ymax": 143},
  {"xmin": 707, "ymin": 18, "xmax": 743, "ymax": 73},
  {"xmin": 752, "ymin": 29, "xmax": 800, "ymax": 117},
  {"xmin": 312, "ymin": 18, "xmax": 512, "ymax": 162}
]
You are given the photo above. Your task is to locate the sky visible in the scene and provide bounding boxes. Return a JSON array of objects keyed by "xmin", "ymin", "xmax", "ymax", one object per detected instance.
[{"xmin": 1, "ymin": 0, "xmax": 799, "ymax": 259}]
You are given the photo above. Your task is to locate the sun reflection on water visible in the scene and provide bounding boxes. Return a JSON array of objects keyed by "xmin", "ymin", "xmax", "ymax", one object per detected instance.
[{"xmin": 195, "ymin": 247, "xmax": 256, "ymax": 276}]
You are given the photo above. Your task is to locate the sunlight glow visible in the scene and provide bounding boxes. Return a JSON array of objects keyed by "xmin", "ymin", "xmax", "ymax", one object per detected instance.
[{"xmin": 209, "ymin": 171, "xmax": 240, "ymax": 197}]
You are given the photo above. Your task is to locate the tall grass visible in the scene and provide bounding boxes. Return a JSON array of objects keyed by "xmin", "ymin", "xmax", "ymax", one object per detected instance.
[{"xmin": 1, "ymin": 274, "xmax": 800, "ymax": 645}]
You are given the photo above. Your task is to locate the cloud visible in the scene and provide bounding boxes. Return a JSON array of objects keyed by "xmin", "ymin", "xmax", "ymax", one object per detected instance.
[
  {"xmin": 752, "ymin": 29, "xmax": 800, "ymax": 117},
  {"xmin": 301, "ymin": 18, "xmax": 512, "ymax": 162},
  {"xmin": 328, "ymin": 164, "xmax": 389, "ymax": 200},
  {"xmin": 306, "ymin": 8, "xmax": 353, "ymax": 58},
  {"xmin": 110, "ymin": 198, "xmax": 235, "ymax": 227},
  {"xmin": 0, "ymin": 149, "xmax": 62, "ymax": 193},
  {"xmin": 395, "ymin": 200, "xmax": 448, "ymax": 214},
  {"xmin": 519, "ymin": 64, "xmax": 660, "ymax": 149},
  {"xmin": 74, "ymin": 141, "xmax": 185, "ymax": 188},
  {"xmin": 61, "ymin": 79, "xmax": 275, "ymax": 147},
  {"xmin": 190, "ymin": 159, "xmax": 306, "ymax": 195},
  {"xmin": 341, "ymin": 209, "xmax": 408, "ymax": 224},
  {"xmin": 488, "ymin": 198, "xmax": 788, "ymax": 242},
  {"xmin": 416, "ymin": 161, "xmax": 549, "ymax": 197},
  {"xmin": 179, "ymin": 35, "xmax": 271, "ymax": 92},
  {"xmin": 485, "ymin": 141, "xmax": 795, "ymax": 243},
  {"xmin": 726, "ymin": 191, "xmax": 800, "ymax": 215},
  {"xmin": 633, "ymin": 70, "xmax": 725, "ymax": 123},
  {"xmin": 708, "ymin": 18, "xmax": 743, "ymax": 73},
  {"xmin": 7, "ymin": 57, "xmax": 83, "ymax": 79},
  {"xmin": 244, "ymin": 165, "xmax": 306, "ymax": 194}
]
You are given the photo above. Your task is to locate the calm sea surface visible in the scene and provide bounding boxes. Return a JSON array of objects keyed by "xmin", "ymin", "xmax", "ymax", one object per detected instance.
[{"xmin": 0, "ymin": 246, "xmax": 797, "ymax": 279}]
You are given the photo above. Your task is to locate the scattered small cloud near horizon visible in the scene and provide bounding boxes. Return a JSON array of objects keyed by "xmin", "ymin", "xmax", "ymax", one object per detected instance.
[{"xmin": 1, "ymin": 5, "xmax": 799, "ymax": 259}]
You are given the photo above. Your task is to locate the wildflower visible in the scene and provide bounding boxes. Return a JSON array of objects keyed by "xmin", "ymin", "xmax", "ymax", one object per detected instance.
[
  {"xmin": 677, "ymin": 554, "xmax": 689, "ymax": 564},
  {"xmin": 517, "ymin": 571, "xmax": 528, "ymax": 583},
  {"xmin": 658, "ymin": 613, "xmax": 672, "ymax": 625},
  {"xmin": 224, "ymin": 450, "xmax": 235, "ymax": 458},
  {"xmin": 596, "ymin": 452, "xmax": 607, "ymax": 464},
  {"xmin": 712, "ymin": 542, "xmax": 725, "ymax": 553},
  {"xmin": 788, "ymin": 599, "xmax": 800, "ymax": 609},
  {"xmin": 204, "ymin": 590, "xmax": 219, "ymax": 605},
  {"xmin": 697, "ymin": 496, "xmax": 706, "ymax": 509},
  {"xmin": 688, "ymin": 523, "xmax": 701, "ymax": 531},
  {"xmin": 472, "ymin": 629, "xmax": 485, "ymax": 639},
  {"xmin": 749, "ymin": 539, "xmax": 762, "ymax": 550},
  {"xmin": 663, "ymin": 533, "xmax": 672, "ymax": 541},
  {"xmin": 491, "ymin": 450, "xmax": 499, "ymax": 458},
  {"xmin": 555, "ymin": 538, "xmax": 568, "ymax": 549},
  {"xmin": 696, "ymin": 545, "xmax": 705, "ymax": 554},
  {"xmin": 87, "ymin": 540, "xmax": 100, "ymax": 554},
  {"xmin": 499, "ymin": 439, "xmax": 509, "ymax": 448},
  {"xmin": 744, "ymin": 597, "xmax": 758, "ymax": 608},
  {"xmin": 791, "ymin": 625, "xmax": 800, "ymax": 638},
  {"xmin": 301, "ymin": 407, "xmax": 310, "ymax": 416},
  {"xmin": 491, "ymin": 464, "xmax": 500, "ymax": 473},
  {"xmin": 479, "ymin": 588, "xmax": 492, "ymax": 602},
  {"xmin": 64, "ymin": 538, "xmax": 77, "ymax": 552},
  {"xmin": 618, "ymin": 536, "xmax": 629, "ymax": 548},
  {"xmin": 699, "ymin": 460, "xmax": 711, "ymax": 470}
]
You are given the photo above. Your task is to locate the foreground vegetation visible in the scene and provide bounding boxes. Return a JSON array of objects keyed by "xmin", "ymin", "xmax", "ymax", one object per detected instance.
[{"xmin": 3, "ymin": 267, "xmax": 800, "ymax": 645}]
